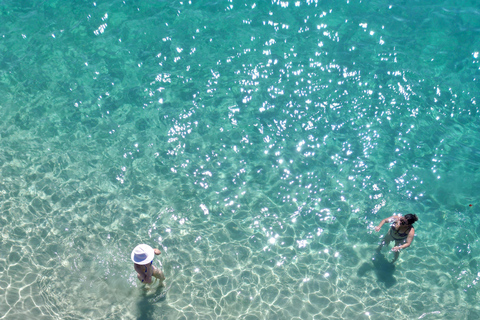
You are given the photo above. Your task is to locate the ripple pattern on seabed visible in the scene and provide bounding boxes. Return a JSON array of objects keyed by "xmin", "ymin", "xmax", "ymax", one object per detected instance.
[{"xmin": 1, "ymin": 0, "xmax": 480, "ymax": 319}]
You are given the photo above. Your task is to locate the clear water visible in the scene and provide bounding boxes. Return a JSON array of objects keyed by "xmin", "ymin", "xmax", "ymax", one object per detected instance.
[{"xmin": 1, "ymin": 0, "xmax": 480, "ymax": 319}]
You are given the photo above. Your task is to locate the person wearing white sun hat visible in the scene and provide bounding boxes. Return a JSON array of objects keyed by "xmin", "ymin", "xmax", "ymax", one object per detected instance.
[{"xmin": 131, "ymin": 244, "xmax": 165, "ymax": 284}]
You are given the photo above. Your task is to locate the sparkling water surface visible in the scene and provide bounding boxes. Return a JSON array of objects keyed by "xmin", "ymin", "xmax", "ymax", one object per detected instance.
[{"xmin": 1, "ymin": 0, "xmax": 480, "ymax": 319}]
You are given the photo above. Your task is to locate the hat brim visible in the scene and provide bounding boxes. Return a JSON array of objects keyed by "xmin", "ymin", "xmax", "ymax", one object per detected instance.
[{"xmin": 131, "ymin": 244, "xmax": 155, "ymax": 265}]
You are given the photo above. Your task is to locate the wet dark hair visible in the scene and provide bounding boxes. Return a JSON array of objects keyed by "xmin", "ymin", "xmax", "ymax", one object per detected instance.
[{"xmin": 404, "ymin": 214, "xmax": 418, "ymax": 225}]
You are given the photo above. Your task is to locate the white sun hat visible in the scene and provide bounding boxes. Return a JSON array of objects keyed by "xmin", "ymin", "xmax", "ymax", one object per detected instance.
[{"xmin": 131, "ymin": 244, "xmax": 154, "ymax": 265}]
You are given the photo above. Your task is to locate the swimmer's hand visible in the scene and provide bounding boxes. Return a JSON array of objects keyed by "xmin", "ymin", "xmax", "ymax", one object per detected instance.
[
  {"xmin": 154, "ymin": 248, "xmax": 161, "ymax": 255},
  {"xmin": 374, "ymin": 226, "xmax": 381, "ymax": 232},
  {"xmin": 392, "ymin": 246, "xmax": 401, "ymax": 252}
]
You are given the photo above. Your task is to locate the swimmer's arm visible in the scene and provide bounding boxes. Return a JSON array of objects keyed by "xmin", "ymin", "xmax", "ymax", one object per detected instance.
[
  {"xmin": 392, "ymin": 228, "xmax": 415, "ymax": 251},
  {"xmin": 374, "ymin": 215, "xmax": 397, "ymax": 232}
]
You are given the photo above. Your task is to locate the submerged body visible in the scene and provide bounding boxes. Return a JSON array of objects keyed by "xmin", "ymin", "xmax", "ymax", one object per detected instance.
[
  {"xmin": 374, "ymin": 214, "xmax": 418, "ymax": 263},
  {"xmin": 131, "ymin": 244, "xmax": 165, "ymax": 285}
]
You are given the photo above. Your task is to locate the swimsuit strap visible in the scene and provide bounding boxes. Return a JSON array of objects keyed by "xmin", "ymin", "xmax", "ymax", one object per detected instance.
[
  {"xmin": 140, "ymin": 261, "xmax": 154, "ymax": 282},
  {"xmin": 402, "ymin": 226, "xmax": 412, "ymax": 235},
  {"xmin": 141, "ymin": 262, "xmax": 151, "ymax": 282},
  {"xmin": 144, "ymin": 261, "xmax": 153, "ymax": 273}
]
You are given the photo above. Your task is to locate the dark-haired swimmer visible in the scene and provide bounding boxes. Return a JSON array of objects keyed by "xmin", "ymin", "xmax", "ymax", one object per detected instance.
[{"xmin": 374, "ymin": 214, "xmax": 418, "ymax": 263}]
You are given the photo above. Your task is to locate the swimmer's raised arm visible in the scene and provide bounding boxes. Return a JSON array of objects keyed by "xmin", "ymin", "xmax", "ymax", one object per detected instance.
[{"xmin": 374, "ymin": 215, "xmax": 398, "ymax": 232}]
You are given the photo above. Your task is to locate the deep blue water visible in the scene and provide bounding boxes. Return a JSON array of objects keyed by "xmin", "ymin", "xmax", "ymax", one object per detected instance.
[{"xmin": 1, "ymin": 1, "xmax": 480, "ymax": 319}]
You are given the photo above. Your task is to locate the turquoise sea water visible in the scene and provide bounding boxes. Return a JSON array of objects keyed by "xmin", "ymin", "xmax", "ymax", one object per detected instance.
[{"xmin": 1, "ymin": 0, "xmax": 480, "ymax": 319}]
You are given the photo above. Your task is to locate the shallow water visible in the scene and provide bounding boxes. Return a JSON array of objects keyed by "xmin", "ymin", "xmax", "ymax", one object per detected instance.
[{"xmin": 1, "ymin": 0, "xmax": 480, "ymax": 319}]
